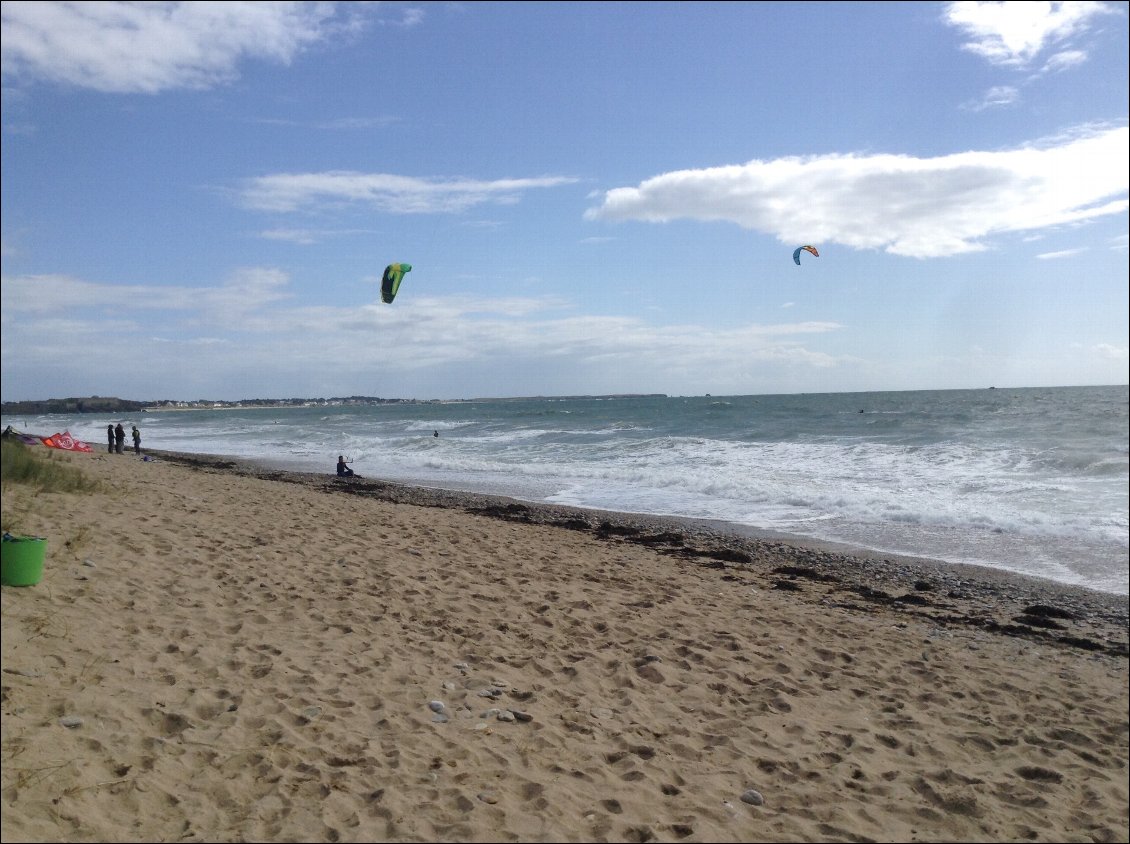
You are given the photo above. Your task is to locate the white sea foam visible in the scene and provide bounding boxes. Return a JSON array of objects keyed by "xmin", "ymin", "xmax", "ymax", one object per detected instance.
[{"xmin": 5, "ymin": 386, "xmax": 1125, "ymax": 594}]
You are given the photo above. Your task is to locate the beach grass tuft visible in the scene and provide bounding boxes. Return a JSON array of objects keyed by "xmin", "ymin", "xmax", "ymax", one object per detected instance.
[{"xmin": 1, "ymin": 440, "xmax": 102, "ymax": 523}]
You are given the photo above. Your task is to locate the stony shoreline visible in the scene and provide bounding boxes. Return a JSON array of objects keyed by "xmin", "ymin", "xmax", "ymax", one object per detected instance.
[{"xmin": 153, "ymin": 448, "xmax": 1129, "ymax": 660}]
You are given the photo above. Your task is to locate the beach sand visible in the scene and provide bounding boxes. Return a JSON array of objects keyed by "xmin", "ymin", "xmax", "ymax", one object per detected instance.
[{"xmin": 2, "ymin": 448, "xmax": 1127, "ymax": 843}]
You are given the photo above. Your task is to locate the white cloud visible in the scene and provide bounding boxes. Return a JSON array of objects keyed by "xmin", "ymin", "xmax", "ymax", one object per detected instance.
[
  {"xmin": 0, "ymin": 267, "xmax": 291, "ymax": 317},
  {"xmin": 0, "ymin": 1, "xmax": 371, "ymax": 94},
  {"xmin": 962, "ymin": 84, "xmax": 1020, "ymax": 111},
  {"xmin": 386, "ymin": 6, "xmax": 426, "ymax": 29},
  {"xmin": 584, "ymin": 125, "xmax": 1129, "ymax": 259},
  {"xmin": 240, "ymin": 172, "xmax": 579, "ymax": 214},
  {"xmin": 259, "ymin": 228, "xmax": 325, "ymax": 245},
  {"xmin": 1042, "ymin": 48, "xmax": 1088, "ymax": 72},
  {"xmin": 257, "ymin": 227, "xmax": 374, "ymax": 245},
  {"xmin": 1094, "ymin": 343, "xmax": 1128, "ymax": 362},
  {"xmin": 1035, "ymin": 247, "xmax": 1085, "ymax": 259},
  {"xmin": 1, "ymin": 272, "xmax": 195, "ymax": 313},
  {"xmin": 943, "ymin": 1, "xmax": 1117, "ymax": 69}
]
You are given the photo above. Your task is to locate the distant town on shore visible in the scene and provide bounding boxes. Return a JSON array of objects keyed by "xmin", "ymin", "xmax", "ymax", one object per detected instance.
[{"xmin": 1, "ymin": 394, "xmax": 666, "ymax": 415}]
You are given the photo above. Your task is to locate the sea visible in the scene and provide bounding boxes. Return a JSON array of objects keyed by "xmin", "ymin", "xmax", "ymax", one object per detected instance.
[{"xmin": 4, "ymin": 385, "xmax": 1127, "ymax": 596}]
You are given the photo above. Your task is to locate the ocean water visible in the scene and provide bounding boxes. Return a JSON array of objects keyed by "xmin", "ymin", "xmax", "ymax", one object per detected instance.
[{"xmin": 5, "ymin": 386, "xmax": 1127, "ymax": 596}]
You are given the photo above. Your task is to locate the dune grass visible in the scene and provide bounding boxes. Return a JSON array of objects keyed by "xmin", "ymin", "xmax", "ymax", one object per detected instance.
[
  {"xmin": 2, "ymin": 438, "xmax": 100, "ymax": 494},
  {"xmin": 1, "ymin": 439, "xmax": 102, "ymax": 537}
]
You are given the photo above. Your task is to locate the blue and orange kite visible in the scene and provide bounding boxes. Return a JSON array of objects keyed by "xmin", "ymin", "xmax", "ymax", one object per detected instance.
[{"xmin": 793, "ymin": 245, "xmax": 819, "ymax": 265}]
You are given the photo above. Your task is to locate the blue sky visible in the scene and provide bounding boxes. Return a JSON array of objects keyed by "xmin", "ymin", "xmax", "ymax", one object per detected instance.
[{"xmin": 1, "ymin": 1, "xmax": 1127, "ymax": 402}]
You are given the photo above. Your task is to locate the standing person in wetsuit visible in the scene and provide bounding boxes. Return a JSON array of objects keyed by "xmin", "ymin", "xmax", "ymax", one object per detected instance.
[
  {"xmin": 107, "ymin": 424, "xmax": 115, "ymax": 454},
  {"xmin": 114, "ymin": 422, "xmax": 125, "ymax": 454}
]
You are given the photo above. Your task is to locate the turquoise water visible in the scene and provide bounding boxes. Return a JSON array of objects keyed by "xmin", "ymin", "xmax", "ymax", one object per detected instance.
[{"xmin": 6, "ymin": 385, "xmax": 1127, "ymax": 594}]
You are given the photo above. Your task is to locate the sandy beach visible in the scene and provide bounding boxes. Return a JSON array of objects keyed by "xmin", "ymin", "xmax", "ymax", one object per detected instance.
[{"xmin": 2, "ymin": 447, "xmax": 1127, "ymax": 843}]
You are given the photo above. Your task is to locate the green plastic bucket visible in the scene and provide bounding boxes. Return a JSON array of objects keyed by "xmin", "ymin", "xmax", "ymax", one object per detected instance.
[{"xmin": 1, "ymin": 535, "xmax": 47, "ymax": 587}]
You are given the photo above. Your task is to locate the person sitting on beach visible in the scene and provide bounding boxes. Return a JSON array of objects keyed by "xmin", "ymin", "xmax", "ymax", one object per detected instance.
[{"xmin": 336, "ymin": 456, "xmax": 359, "ymax": 478}]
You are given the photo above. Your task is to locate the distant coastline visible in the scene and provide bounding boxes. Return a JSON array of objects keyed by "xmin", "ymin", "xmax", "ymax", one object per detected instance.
[
  {"xmin": 1, "ymin": 393, "xmax": 668, "ymax": 415},
  {"xmin": 0, "ymin": 396, "xmax": 150, "ymax": 416}
]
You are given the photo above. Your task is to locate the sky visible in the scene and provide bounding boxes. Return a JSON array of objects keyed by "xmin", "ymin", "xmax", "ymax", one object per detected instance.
[{"xmin": 1, "ymin": 1, "xmax": 1127, "ymax": 402}]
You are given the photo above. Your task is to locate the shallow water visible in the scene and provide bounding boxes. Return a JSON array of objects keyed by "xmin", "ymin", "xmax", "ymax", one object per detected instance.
[{"xmin": 6, "ymin": 385, "xmax": 1126, "ymax": 594}]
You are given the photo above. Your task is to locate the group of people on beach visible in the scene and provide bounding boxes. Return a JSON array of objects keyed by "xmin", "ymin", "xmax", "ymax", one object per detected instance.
[{"xmin": 107, "ymin": 423, "xmax": 141, "ymax": 455}]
